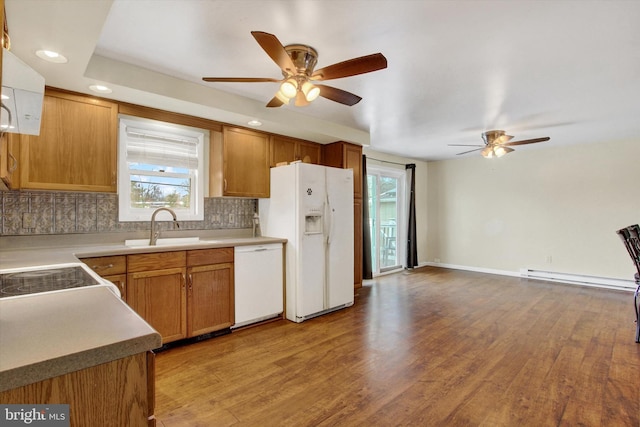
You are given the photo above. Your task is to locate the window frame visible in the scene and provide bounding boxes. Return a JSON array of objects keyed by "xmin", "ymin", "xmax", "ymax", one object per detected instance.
[{"xmin": 118, "ymin": 115, "xmax": 208, "ymax": 222}]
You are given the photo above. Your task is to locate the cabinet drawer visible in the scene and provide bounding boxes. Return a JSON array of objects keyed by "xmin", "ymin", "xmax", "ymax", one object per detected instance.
[
  {"xmin": 128, "ymin": 251, "xmax": 186, "ymax": 272},
  {"xmin": 81, "ymin": 255, "xmax": 126, "ymax": 276},
  {"xmin": 187, "ymin": 248, "xmax": 234, "ymax": 266}
]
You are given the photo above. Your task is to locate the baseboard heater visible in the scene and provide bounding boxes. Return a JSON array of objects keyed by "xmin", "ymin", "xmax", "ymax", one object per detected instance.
[{"xmin": 520, "ymin": 269, "xmax": 636, "ymax": 292}]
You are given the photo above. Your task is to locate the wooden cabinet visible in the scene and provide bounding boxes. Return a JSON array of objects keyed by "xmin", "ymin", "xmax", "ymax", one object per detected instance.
[
  {"xmin": 81, "ymin": 255, "xmax": 127, "ymax": 301},
  {"xmin": 211, "ymin": 126, "xmax": 270, "ymax": 198},
  {"xmin": 0, "ymin": 132, "xmax": 20, "ymax": 189},
  {"xmin": 187, "ymin": 248, "xmax": 234, "ymax": 336},
  {"xmin": 270, "ymin": 135, "xmax": 321, "ymax": 166},
  {"xmin": 322, "ymin": 141, "xmax": 363, "ymax": 199},
  {"xmin": 0, "ymin": 351, "xmax": 156, "ymax": 427},
  {"xmin": 17, "ymin": 88, "xmax": 118, "ymax": 192},
  {"xmin": 128, "ymin": 252, "xmax": 188, "ymax": 344},
  {"xmin": 126, "ymin": 249, "xmax": 235, "ymax": 344},
  {"xmin": 322, "ymin": 141, "xmax": 364, "ymax": 288}
]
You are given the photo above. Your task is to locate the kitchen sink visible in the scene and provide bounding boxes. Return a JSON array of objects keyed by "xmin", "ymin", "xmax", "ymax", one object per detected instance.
[{"xmin": 124, "ymin": 237, "xmax": 201, "ymax": 247}]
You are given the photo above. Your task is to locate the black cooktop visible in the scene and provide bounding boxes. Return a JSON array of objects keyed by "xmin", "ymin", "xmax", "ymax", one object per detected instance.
[{"xmin": 0, "ymin": 266, "xmax": 102, "ymax": 298}]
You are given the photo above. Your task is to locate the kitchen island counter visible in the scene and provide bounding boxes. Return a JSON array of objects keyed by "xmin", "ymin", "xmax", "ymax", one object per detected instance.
[{"xmin": 0, "ymin": 286, "xmax": 161, "ymax": 392}]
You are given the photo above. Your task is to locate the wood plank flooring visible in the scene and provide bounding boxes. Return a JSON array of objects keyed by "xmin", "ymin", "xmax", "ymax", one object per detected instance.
[{"xmin": 154, "ymin": 266, "xmax": 639, "ymax": 426}]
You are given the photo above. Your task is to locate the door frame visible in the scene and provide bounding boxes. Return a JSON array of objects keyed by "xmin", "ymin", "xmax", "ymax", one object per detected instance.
[{"xmin": 367, "ymin": 164, "xmax": 407, "ymax": 275}]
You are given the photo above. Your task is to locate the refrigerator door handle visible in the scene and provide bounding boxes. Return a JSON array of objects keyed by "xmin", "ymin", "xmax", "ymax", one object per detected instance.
[{"xmin": 326, "ymin": 193, "xmax": 334, "ymax": 245}]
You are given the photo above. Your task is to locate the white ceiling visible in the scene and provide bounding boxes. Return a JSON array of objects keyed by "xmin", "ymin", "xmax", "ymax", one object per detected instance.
[{"xmin": 5, "ymin": 0, "xmax": 640, "ymax": 160}]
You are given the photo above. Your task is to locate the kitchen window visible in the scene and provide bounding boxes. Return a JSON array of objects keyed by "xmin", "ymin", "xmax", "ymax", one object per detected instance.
[{"xmin": 118, "ymin": 115, "xmax": 208, "ymax": 221}]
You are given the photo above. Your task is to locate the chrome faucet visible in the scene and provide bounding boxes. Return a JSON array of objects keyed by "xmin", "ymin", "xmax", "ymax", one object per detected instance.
[
  {"xmin": 252, "ymin": 212, "xmax": 261, "ymax": 238},
  {"xmin": 149, "ymin": 207, "xmax": 179, "ymax": 246}
]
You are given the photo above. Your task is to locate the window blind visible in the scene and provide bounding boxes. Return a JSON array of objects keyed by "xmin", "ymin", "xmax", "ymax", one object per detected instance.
[{"xmin": 125, "ymin": 126, "xmax": 199, "ymax": 169}]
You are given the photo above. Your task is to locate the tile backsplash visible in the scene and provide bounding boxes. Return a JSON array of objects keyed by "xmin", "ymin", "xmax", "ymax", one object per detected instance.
[{"xmin": 0, "ymin": 191, "xmax": 257, "ymax": 236}]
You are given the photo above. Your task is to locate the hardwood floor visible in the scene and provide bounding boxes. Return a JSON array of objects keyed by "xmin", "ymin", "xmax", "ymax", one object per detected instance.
[{"xmin": 154, "ymin": 266, "xmax": 639, "ymax": 426}]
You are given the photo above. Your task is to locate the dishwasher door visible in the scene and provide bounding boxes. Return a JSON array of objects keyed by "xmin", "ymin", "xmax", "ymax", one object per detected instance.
[{"xmin": 233, "ymin": 243, "xmax": 284, "ymax": 328}]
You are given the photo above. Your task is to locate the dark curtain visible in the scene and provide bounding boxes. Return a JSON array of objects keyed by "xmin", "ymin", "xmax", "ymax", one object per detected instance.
[
  {"xmin": 406, "ymin": 163, "xmax": 418, "ymax": 268},
  {"xmin": 362, "ymin": 155, "xmax": 373, "ymax": 279}
]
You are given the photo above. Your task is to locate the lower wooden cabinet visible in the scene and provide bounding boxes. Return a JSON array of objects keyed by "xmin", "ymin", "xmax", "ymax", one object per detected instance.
[
  {"xmin": 188, "ymin": 263, "xmax": 234, "ymax": 336},
  {"xmin": 0, "ymin": 352, "xmax": 156, "ymax": 427},
  {"xmin": 128, "ymin": 267, "xmax": 188, "ymax": 344},
  {"xmin": 81, "ymin": 255, "xmax": 127, "ymax": 301},
  {"xmin": 126, "ymin": 249, "xmax": 234, "ymax": 344}
]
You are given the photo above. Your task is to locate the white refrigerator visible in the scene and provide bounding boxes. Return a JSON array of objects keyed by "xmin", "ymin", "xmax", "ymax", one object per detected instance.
[{"xmin": 259, "ymin": 162, "xmax": 354, "ymax": 323}]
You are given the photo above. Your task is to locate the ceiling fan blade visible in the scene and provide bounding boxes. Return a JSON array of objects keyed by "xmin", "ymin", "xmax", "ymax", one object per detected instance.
[
  {"xmin": 502, "ymin": 137, "xmax": 550, "ymax": 146},
  {"xmin": 202, "ymin": 77, "xmax": 280, "ymax": 83},
  {"xmin": 456, "ymin": 147, "xmax": 484, "ymax": 155},
  {"xmin": 266, "ymin": 96, "xmax": 285, "ymax": 108},
  {"xmin": 316, "ymin": 84, "xmax": 362, "ymax": 106},
  {"xmin": 311, "ymin": 53, "xmax": 387, "ymax": 81},
  {"xmin": 251, "ymin": 31, "xmax": 297, "ymax": 73},
  {"xmin": 495, "ymin": 134, "xmax": 514, "ymax": 144}
]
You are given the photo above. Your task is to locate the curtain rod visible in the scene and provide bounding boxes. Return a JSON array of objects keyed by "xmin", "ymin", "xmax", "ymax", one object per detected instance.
[{"xmin": 365, "ymin": 156, "xmax": 407, "ymax": 167}]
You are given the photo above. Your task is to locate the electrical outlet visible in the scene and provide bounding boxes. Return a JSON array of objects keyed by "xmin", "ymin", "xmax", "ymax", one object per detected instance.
[
  {"xmin": 546, "ymin": 255, "xmax": 553, "ymax": 264},
  {"xmin": 22, "ymin": 212, "xmax": 36, "ymax": 229},
  {"xmin": 228, "ymin": 213, "xmax": 235, "ymax": 223}
]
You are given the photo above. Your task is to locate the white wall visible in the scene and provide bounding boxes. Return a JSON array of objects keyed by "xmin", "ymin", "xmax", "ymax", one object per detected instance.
[
  {"xmin": 362, "ymin": 149, "xmax": 429, "ymax": 267},
  {"xmin": 426, "ymin": 139, "xmax": 640, "ymax": 280}
]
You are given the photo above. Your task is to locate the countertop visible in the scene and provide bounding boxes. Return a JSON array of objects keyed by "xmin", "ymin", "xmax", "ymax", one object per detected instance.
[
  {"xmin": 0, "ymin": 233, "xmax": 287, "ymax": 270},
  {"xmin": 0, "ymin": 286, "xmax": 162, "ymax": 393},
  {"xmin": 0, "ymin": 232, "xmax": 286, "ymax": 392}
]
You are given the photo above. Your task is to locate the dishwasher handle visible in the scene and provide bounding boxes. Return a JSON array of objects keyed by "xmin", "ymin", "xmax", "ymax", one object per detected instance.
[{"xmin": 234, "ymin": 244, "xmax": 282, "ymax": 254}]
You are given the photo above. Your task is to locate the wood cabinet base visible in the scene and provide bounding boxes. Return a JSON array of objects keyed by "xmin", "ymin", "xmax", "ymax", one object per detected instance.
[{"xmin": 0, "ymin": 352, "xmax": 156, "ymax": 427}]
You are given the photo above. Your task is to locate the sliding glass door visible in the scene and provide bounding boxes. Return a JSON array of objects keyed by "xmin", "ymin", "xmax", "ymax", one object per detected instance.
[{"xmin": 367, "ymin": 165, "xmax": 406, "ymax": 274}]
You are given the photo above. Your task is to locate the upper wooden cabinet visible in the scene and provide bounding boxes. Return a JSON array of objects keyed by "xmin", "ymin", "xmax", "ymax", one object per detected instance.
[
  {"xmin": 0, "ymin": 133, "xmax": 20, "ymax": 190},
  {"xmin": 18, "ymin": 88, "xmax": 118, "ymax": 192},
  {"xmin": 270, "ymin": 135, "xmax": 321, "ymax": 166},
  {"xmin": 322, "ymin": 141, "xmax": 363, "ymax": 200},
  {"xmin": 211, "ymin": 126, "xmax": 270, "ymax": 198}
]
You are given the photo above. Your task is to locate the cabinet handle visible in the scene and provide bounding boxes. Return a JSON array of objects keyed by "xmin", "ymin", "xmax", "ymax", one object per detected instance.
[
  {"xmin": 92, "ymin": 263, "xmax": 114, "ymax": 270},
  {"xmin": 182, "ymin": 274, "xmax": 187, "ymax": 290},
  {"xmin": 188, "ymin": 274, "xmax": 193, "ymax": 293},
  {"xmin": 223, "ymin": 178, "xmax": 227, "ymax": 192},
  {"xmin": 8, "ymin": 152, "xmax": 17, "ymax": 173}
]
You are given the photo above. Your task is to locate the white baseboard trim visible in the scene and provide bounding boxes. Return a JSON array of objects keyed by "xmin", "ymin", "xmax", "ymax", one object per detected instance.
[{"xmin": 422, "ymin": 262, "xmax": 636, "ymax": 292}]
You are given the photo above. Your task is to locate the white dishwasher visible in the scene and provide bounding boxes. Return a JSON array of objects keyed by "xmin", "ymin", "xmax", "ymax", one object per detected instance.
[{"xmin": 233, "ymin": 243, "xmax": 284, "ymax": 328}]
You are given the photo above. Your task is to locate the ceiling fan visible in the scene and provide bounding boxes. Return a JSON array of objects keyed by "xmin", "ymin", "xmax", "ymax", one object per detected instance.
[
  {"xmin": 449, "ymin": 130, "xmax": 550, "ymax": 158},
  {"xmin": 202, "ymin": 31, "xmax": 387, "ymax": 108}
]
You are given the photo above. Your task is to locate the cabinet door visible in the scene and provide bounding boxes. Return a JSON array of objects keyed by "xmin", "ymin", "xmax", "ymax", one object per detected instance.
[
  {"xmin": 104, "ymin": 274, "xmax": 127, "ymax": 301},
  {"xmin": 127, "ymin": 268, "xmax": 187, "ymax": 344},
  {"xmin": 270, "ymin": 136, "xmax": 296, "ymax": 167},
  {"xmin": 222, "ymin": 127, "xmax": 270, "ymax": 197},
  {"xmin": 298, "ymin": 140, "xmax": 321, "ymax": 164},
  {"xmin": 19, "ymin": 89, "xmax": 118, "ymax": 192},
  {"xmin": 0, "ymin": 133, "xmax": 20, "ymax": 189},
  {"xmin": 187, "ymin": 263, "xmax": 234, "ymax": 336},
  {"xmin": 343, "ymin": 143, "xmax": 363, "ymax": 199}
]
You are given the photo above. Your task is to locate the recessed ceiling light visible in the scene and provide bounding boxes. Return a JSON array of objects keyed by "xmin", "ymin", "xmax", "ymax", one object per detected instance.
[
  {"xmin": 89, "ymin": 84, "xmax": 112, "ymax": 94},
  {"xmin": 247, "ymin": 120, "xmax": 262, "ymax": 127},
  {"xmin": 35, "ymin": 50, "xmax": 68, "ymax": 63}
]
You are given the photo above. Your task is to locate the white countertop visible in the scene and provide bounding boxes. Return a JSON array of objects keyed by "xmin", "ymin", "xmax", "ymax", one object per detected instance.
[
  {"xmin": 0, "ymin": 286, "xmax": 161, "ymax": 392},
  {"xmin": 0, "ymin": 233, "xmax": 286, "ymax": 270}
]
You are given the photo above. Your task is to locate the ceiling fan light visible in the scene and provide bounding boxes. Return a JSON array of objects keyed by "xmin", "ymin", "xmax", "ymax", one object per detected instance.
[
  {"xmin": 494, "ymin": 146, "xmax": 507, "ymax": 157},
  {"xmin": 280, "ymin": 79, "xmax": 298, "ymax": 98},
  {"xmin": 302, "ymin": 81, "xmax": 320, "ymax": 102},
  {"xmin": 481, "ymin": 146, "xmax": 494, "ymax": 158},
  {"xmin": 274, "ymin": 90, "xmax": 291, "ymax": 104}
]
